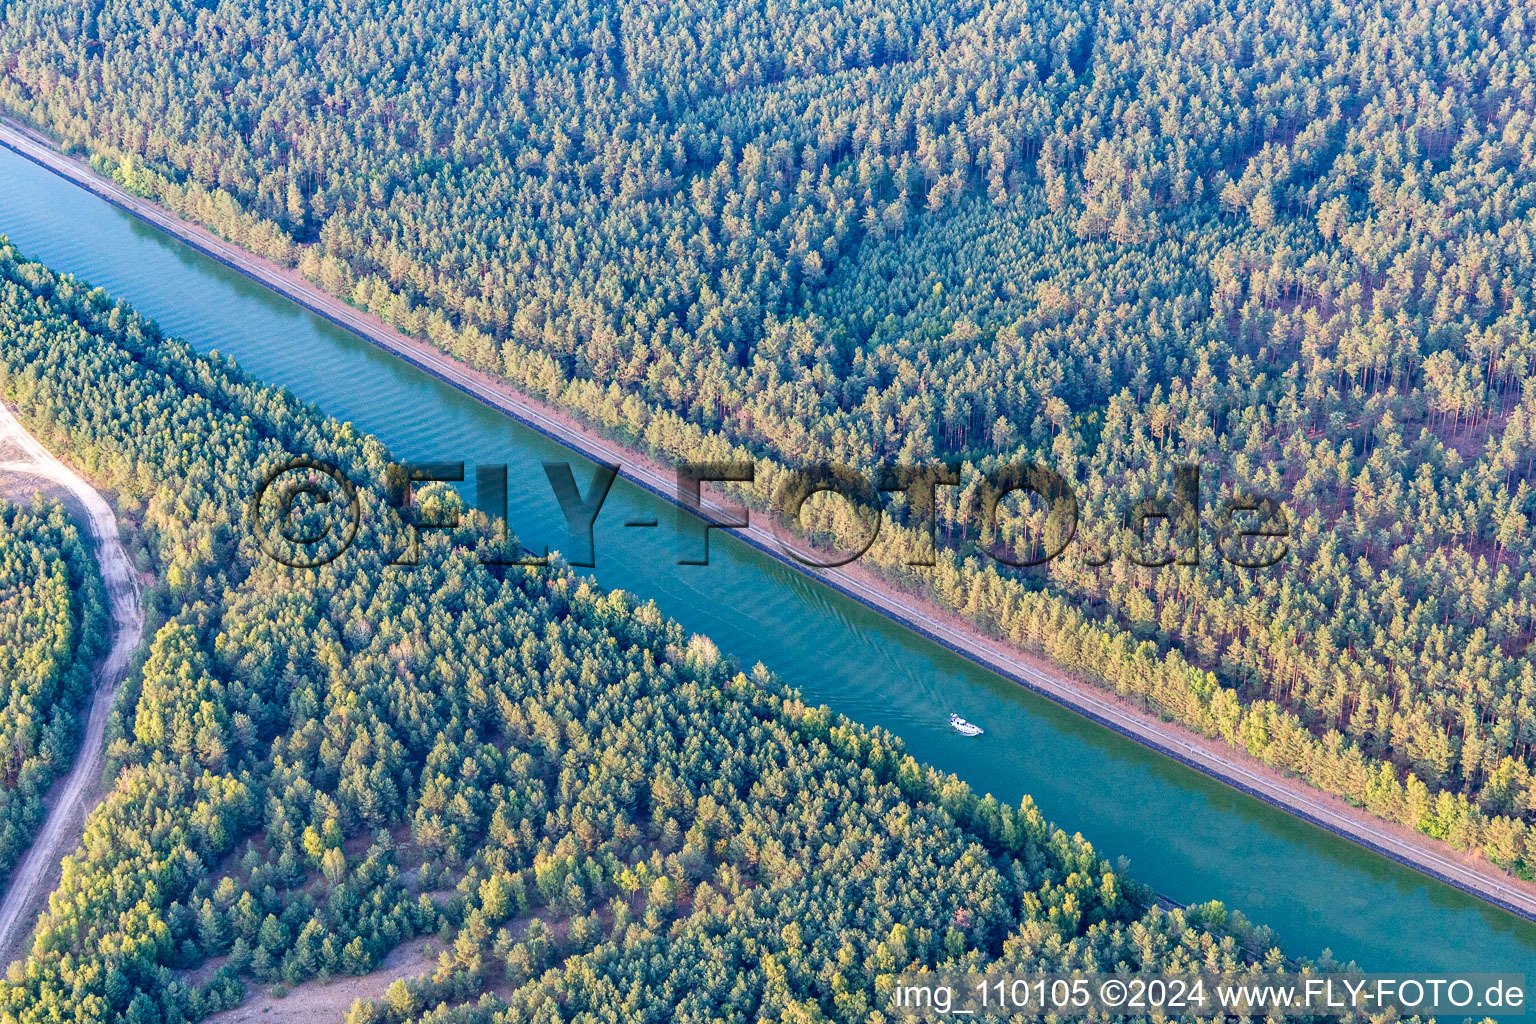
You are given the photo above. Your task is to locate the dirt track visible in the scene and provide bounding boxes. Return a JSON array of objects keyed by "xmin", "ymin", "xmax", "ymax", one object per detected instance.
[
  {"xmin": 0, "ymin": 402, "xmax": 144, "ymax": 963},
  {"xmin": 203, "ymin": 943, "xmax": 439, "ymax": 1024}
]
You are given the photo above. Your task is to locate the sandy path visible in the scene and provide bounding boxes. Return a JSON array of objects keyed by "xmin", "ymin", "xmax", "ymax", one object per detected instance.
[
  {"xmin": 2, "ymin": 118, "xmax": 1534, "ymax": 923},
  {"xmin": 0, "ymin": 403, "xmax": 144, "ymax": 962},
  {"xmin": 203, "ymin": 943, "xmax": 439, "ymax": 1024}
]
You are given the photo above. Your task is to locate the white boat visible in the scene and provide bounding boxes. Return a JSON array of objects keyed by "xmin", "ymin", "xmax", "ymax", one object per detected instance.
[{"xmin": 949, "ymin": 713, "xmax": 983, "ymax": 736}]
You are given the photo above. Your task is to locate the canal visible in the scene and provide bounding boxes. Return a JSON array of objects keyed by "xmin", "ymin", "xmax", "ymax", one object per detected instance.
[{"xmin": 2, "ymin": 144, "xmax": 1533, "ymax": 971}]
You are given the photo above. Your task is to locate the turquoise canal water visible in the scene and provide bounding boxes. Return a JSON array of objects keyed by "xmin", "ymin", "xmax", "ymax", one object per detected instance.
[{"xmin": 2, "ymin": 144, "xmax": 1533, "ymax": 970}]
